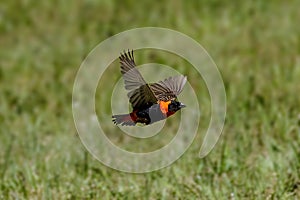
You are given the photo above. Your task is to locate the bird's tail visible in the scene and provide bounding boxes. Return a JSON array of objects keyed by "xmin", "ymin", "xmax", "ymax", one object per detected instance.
[{"xmin": 112, "ymin": 114, "xmax": 136, "ymax": 126}]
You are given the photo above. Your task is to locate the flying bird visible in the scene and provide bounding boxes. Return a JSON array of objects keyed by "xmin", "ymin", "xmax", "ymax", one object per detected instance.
[{"xmin": 112, "ymin": 50, "xmax": 187, "ymax": 126}]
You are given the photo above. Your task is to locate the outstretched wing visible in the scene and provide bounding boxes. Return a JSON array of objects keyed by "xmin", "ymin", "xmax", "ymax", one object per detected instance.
[
  {"xmin": 150, "ymin": 75, "xmax": 187, "ymax": 101},
  {"xmin": 119, "ymin": 50, "xmax": 158, "ymax": 109}
]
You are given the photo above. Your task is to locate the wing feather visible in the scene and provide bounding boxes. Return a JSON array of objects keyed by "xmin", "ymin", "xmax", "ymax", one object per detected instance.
[
  {"xmin": 150, "ymin": 75, "xmax": 187, "ymax": 101},
  {"xmin": 119, "ymin": 50, "xmax": 158, "ymax": 109}
]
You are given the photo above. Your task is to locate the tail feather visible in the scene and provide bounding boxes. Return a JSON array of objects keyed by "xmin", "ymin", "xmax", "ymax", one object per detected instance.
[{"xmin": 112, "ymin": 114, "xmax": 136, "ymax": 126}]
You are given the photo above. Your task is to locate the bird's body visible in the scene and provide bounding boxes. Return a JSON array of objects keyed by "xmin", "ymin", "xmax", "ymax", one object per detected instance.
[
  {"xmin": 112, "ymin": 50, "xmax": 187, "ymax": 126},
  {"xmin": 113, "ymin": 100, "xmax": 183, "ymax": 126}
]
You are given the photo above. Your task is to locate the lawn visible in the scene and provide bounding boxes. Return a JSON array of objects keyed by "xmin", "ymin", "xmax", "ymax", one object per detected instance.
[{"xmin": 0, "ymin": 0, "xmax": 300, "ymax": 199}]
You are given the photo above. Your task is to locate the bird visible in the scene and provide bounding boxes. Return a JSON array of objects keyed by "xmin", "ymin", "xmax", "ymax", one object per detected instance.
[{"xmin": 112, "ymin": 50, "xmax": 187, "ymax": 126}]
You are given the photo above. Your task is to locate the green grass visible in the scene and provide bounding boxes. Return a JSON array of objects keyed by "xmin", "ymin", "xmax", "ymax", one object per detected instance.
[{"xmin": 1, "ymin": 0, "xmax": 300, "ymax": 199}]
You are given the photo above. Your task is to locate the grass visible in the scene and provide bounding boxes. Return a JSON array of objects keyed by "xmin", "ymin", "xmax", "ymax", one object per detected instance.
[{"xmin": 0, "ymin": 0, "xmax": 300, "ymax": 199}]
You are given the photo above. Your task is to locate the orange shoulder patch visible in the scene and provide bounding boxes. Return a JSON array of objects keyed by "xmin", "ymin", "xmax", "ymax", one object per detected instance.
[{"xmin": 159, "ymin": 100, "xmax": 171, "ymax": 114}]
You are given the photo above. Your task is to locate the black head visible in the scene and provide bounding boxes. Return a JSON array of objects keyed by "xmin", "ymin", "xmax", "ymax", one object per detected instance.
[{"xmin": 168, "ymin": 100, "xmax": 186, "ymax": 112}]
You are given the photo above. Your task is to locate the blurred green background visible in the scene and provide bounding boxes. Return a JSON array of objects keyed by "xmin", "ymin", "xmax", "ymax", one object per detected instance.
[{"xmin": 1, "ymin": 0, "xmax": 300, "ymax": 199}]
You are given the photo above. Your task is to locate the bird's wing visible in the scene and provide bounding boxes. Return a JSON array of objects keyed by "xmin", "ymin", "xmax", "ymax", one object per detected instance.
[
  {"xmin": 150, "ymin": 75, "xmax": 187, "ymax": 101},
  {"xmin": 119, "ymin": 50, "xmax": 158, "ymax": 109}
]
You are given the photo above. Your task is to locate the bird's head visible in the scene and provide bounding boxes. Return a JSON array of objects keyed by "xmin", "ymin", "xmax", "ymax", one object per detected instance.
[{"xmin": 168, "ymin": 100, "xmax": 186, "ymax": 112}]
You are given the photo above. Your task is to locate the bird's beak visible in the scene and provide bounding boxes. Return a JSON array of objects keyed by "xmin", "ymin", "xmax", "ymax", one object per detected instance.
[{"xmin": 180, "ymin": 103, "xmax": 186, "ymax": 108}]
